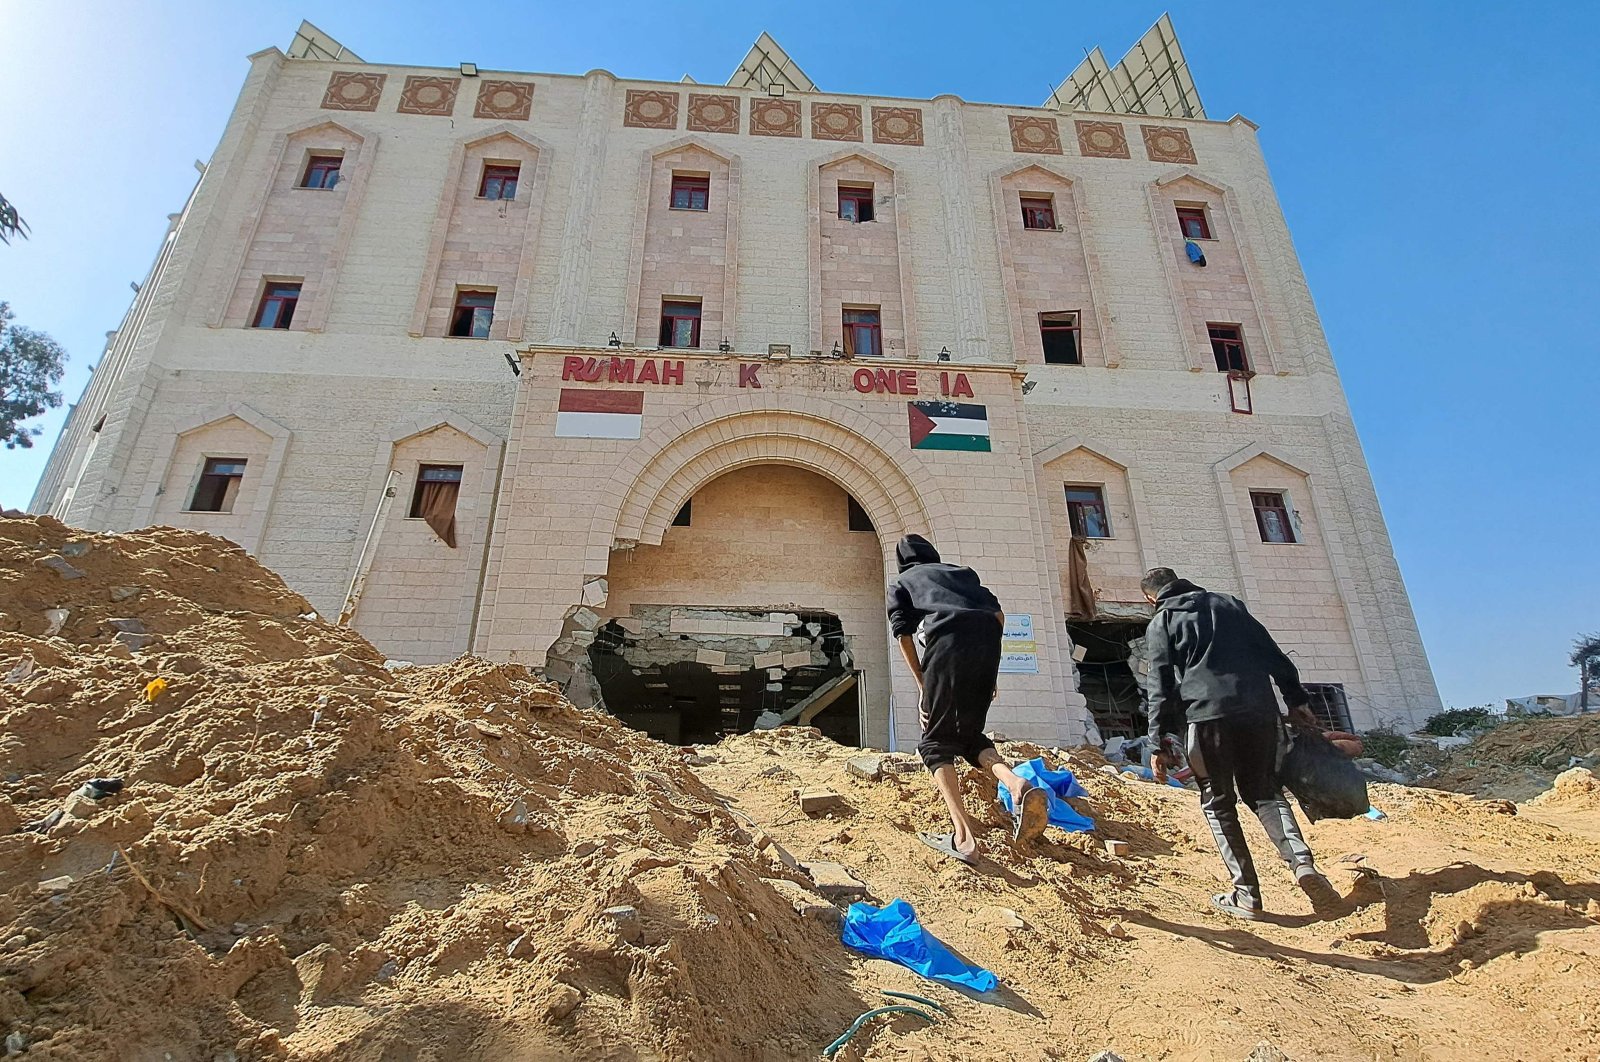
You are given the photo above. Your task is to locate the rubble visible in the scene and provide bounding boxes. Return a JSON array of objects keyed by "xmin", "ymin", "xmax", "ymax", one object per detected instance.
[{"xmin": 1, "ymin": 514, "xmax": 1597, "ymax": 1061}]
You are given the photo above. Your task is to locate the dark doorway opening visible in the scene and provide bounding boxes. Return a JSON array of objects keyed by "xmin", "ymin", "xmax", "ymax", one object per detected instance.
[
  {"xmin": 587, "ymin": 608, "xmax": 862, "ymax": 747},
  {"xmin": 1066, "ymin": 619, "xmax": 1148, "ymax": 739}
]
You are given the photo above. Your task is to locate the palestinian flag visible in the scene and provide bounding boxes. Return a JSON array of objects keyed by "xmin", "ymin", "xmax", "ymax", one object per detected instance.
[
  {"xmin": 908, "ymin": 401, "xmax": 990, "ymax": 452},
  {"xmin": 556, "ymin": 388, "xmax": 643, "ymax": 439}
]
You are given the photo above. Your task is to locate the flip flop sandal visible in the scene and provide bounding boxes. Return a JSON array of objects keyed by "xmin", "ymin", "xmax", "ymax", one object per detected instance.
[
  {"xmin": 918, "ymin": 831, "xmax": 977, "ymax": 865},
  {"xmin": 1012, "ymin": 784, "xmax": 1050, "ymax": 846},
  {"xmin": 1210, "ymin": 891, "xmax": 1266, "ymax": 921}
]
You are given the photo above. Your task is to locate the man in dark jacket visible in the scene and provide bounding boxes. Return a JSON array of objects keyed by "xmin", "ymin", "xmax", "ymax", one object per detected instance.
[
  {"xmin": 1140, "ymin": 566, "xmax": 1336, "ymax": 918},
  {"xmin": 888, "ymin": 535, "xmax": 1048, "ymax": 863}
]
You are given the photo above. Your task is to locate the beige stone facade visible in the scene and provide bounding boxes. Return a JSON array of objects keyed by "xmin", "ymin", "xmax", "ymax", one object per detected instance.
[{"xmin": 31, "ymin": 32, "xmax": 1443, "ymax": 748}]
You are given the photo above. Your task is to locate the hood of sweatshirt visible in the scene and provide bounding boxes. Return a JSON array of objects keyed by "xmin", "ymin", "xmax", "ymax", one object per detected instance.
[
  {"xmin": 1154, "ymin": 578, "xmax": 1206, "ymax": 611},
  {"xmin": 895, "ymin": 534, "xmax": 941, "ymax": 572}
]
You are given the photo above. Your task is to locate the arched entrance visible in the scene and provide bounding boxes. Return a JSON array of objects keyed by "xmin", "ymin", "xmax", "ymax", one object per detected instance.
[{"xmin": 591, "ymin": 463, "xmax": 887, "ymax": 745}]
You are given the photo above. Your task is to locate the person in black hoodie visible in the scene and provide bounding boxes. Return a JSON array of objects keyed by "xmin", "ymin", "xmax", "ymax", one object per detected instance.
[
  {"xmin": 1140, "ymin": 566, "xmax": 1338, "ymax": 918},
  {"xmin": 887, "ymin": 534, "xmax": 1048, "ymax": 864}
]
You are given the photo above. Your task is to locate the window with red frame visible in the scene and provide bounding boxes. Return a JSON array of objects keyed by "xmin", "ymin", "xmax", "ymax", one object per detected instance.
[
  {"xmin": 1208, "ymin": 323, "xmax": 1249, "ymax": 372},
  {"xmin": 1065, "ymin": 486, "xmax": 1111, "ymax": 538},
  {"xmin": 1021, "ymin": 196, "xmax": 1056, "ymax": 230},
  {"xmin": 1040, "ymin": 311, "xmax": 1081, "ymax": 365},
  {"xmin": 838, "ymin": 185, "xmax": 874, "ymax": 223},
  {"xmin": 670, "ymin": 174, "xmax": 709, "ymax": 211},
  {"xmin": 252, "ymin": 281, "xmax": 301, "ymax": 329},
  {"xmin": 450, "ymin": 290, "xmax": 496, "ymax": 338},
  {"xmin": 1176, "ymin": 206, "xmax": 1211, "ymax": 240},
  {"xmin": 300, "ymin": 155, "xmax": 342, "ymax": 189},
  {"xmin": 479, "ymin": 163, "xmax": 520, "ymax": 200},
  {"xmin": 1250, "ymin": 491, "xmax": 1297, "ymax": 544},
  {"xmin": 659, "ymin": 300, "xmax": 702, "ymax": 348},
  {"xmin": 842, "ymin": 307, "xmax": 882, "ymax": 357}
]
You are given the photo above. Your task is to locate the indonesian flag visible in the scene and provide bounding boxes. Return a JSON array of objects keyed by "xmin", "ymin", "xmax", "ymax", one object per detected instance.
[
  {"xmin": 556, "ymin": 389, "xmax": 644, "ymax": 439},
  {"xmin": 908, "ymin": 401, "xmax": 991, "ymax": 452}
]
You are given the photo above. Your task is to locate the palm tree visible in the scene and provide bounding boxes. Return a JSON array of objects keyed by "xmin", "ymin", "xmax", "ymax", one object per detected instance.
[
  {"xmin": 0, "ymin": 193, "xmax": 27, "ymax": 244},
  {"xmin": 1572, "ymin": 633, "xmax": 1600, "ymax": 713}
]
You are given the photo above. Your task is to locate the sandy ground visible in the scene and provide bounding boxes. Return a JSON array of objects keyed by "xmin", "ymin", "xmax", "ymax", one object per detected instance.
[{"xmin": 1, "ymin": 515, "xmax": 1596, "ymax": 1061}]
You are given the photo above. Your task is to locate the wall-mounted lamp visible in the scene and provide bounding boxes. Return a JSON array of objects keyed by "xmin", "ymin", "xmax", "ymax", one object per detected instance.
[
  {"xmin": 830, "ymin": 341, "xmax": 843, "ymax": 358},
  {"xmin": 607, "ymin": 332, "xmax": 621, "ymax": 348},
  {"xmin": 502, "ymin": 350, "xmax": 521, "ymax": 377},
  {"xmin": 460, "ymin": 62, "xmax": 479, "ymax": 77},
  {"xmin": 1021, "ymin": 380, "xmax": 1037, "ymax": 395},
  {"xmin": 937, "ymin": 347, "xmax": 950, "ymax": 362},
  {"xmin": 718, "ymin": 338, "xmax": 732, "ymax": 354}
]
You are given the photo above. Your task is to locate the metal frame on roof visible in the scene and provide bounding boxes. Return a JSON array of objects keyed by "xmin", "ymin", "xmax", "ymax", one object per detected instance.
[
  {"xmin": 287, "ymin": 20, "xmax": 362, "ymax": 63},
  {"xmin": 727, "ymin": 32, "xmax": 817, "ymax": 93},
  {"xmin": 1044, "ymin": 14, "xmax": 1204, "ymax": 119}
]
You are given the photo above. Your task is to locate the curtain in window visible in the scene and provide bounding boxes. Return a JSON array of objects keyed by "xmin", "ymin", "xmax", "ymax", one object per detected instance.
[
  {"xmin": 417, "ymin": 481, "xmax": 459, "ymax": 548},
  {"xmin": 1066, "ymin": 535, "xmax": 1096, "ymax": 619}
]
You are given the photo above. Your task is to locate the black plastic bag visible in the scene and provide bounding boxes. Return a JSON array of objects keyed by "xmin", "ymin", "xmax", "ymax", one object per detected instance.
[{"xmin": 1280, "ymin": 728, "xmax": 1370, "ymax": 821}]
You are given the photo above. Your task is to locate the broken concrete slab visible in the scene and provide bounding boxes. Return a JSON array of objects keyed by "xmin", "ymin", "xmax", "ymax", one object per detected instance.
[
  {"xmin": 1104, "ymin": 839, "xmax": 1130, "ymax": 858},
  {"xmin": 108, "ymin": 617, "xmax": 146, "ymax": 634},
  {"xmin": 799, "ymin": 791, "xmax": 847, "ymax": 815},
  {"xmin": 36, "ymin": 556, "xmax": 85, "ymax": 580},
  {"xmin": 114, "ymin": 632, "xmax": 157, "ymax": 652},
  {"xmin": 615, "ymin": 616, "xmax": 643, "ymax": 634},
  {"xmin": 845, "ymin": 755, "xmax": 884, "ymax": 782},
  {"xmin": 600, "ymin": 905, "xmax": 642, "ymax": 943},
  {"xmin": 579, "ymin": 578, "xmax": 608, "ymax": 607},
  {"xmin": 694, "ymin": 648, "xmax": 727, "ymax": 666},
  {"xmin": 568, "ymin": 607, "xmax": 601, "ymax": 631},
  {"xmin": 60, "ymin": 540, "xmax": 92, "ymax": 558},
  {"xmin": 765, "ymin": 878, "xmax": 840, "ymax": 924},
  {"xmin": 797, "ymin": 861, "xmax": 868, "ymax": 901},
  {"xmin": 753, "ymin": 651, "xmax": 784, "ymax": 669},
  {"xmin": 781, "ymin": 651, "xmax": 811, "ymax": 669}
]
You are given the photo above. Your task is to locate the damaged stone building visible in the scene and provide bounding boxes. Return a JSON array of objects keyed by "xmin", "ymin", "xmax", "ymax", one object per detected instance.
[{"xmin": 30, "ymin": 18, "xmax": 1444, "ymax": 749}]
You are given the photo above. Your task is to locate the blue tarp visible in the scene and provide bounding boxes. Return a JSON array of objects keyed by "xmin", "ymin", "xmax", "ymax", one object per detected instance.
[
  {"xmin": 996, "ymin": 757, "xmax": 1096, "ymax": 832},
  {"xmin": 842, "ymin": 899, "xmax": 998, "ymax": 992}
]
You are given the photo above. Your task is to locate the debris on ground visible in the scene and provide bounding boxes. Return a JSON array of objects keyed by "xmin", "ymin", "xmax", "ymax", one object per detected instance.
[{"xmin": 1, "ymin": 514, "xmax": 1597, "ymax": 1061}]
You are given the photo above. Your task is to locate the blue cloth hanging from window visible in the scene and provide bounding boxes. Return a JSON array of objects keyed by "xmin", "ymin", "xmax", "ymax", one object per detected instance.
[{"xmin": 1185, "ymin": 240, "xmax": 1207, "ymax": 266}]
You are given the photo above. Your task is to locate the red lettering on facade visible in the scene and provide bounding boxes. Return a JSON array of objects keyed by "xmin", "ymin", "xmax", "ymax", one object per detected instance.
[
  {"xmin": 608, "ymin": 357, "xmax": 635, "ymax": 383},
  {"xmin": 951, "ymin": 372, "xmax": 974, "ymax": 398},
  {"xmin": 739, "ymin": 363, "xmax": 762, "ymax": 388},
  {"xmin": 581, "ymin": 357, "xmax": 604, "ymax": 381},
  {"xmin": 637, "ymin": 360, "xmax": 660, "ymax": 384},
  {"xmin": 662, "ymin": 360, "xmax": 684, "ymax": 386},
  {"xmin": 562, "ymin": 356, "xmax": 587, "ymax": 381},
  {"xmin": 873, "ymin": 369, "xmax": 896, "ymax": 393},
  {"xmin": 852, "ymin": 368, "xmax": 875, "ymax": 393},
  {"xmin": 897, "ymin": 370, "xmax": 919, "ymax": 395},
  {"xmin": 939, "ymin": 371, "xmax": 949, "ymax": 396}
]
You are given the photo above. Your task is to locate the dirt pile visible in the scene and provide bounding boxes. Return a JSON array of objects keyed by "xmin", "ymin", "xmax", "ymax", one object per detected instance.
[
  {"xmin": 1406, "ymin": 715, "xmax": 1600, "ymax": 800},
  {"xmin": 3, "ymin": 514, "xmax": 1599, "ymax": 1061},
  {"xmin": 0, "ymin": 516, "xmax": 864, "ymax": 1060},
  {"xmin": 1529, "ymin": 766, "xmax": 1600, "ymax": 811}
]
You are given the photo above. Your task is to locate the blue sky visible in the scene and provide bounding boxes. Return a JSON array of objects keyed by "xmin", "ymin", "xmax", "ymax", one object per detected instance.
[{"xmin": 1, "ymin": 2, "xmax": 1595, "ymax": 709}]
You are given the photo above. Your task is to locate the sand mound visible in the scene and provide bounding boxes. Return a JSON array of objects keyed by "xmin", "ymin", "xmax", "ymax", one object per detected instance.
[
  {"xmin": 0, "ymin": 517, "xmax": 864, "ymax": 1060},
  {"xmin": 4, "ymin": 515, "xmax": 1600, "ymax": 1061},
  {"xmin": 1530, "ymin": 767, "xmax": 1600, "ymax": 810}
]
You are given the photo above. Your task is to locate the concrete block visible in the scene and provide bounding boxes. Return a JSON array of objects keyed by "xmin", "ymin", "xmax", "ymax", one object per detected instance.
[
  {"xmin": 695, "ymin": 648, "xmax": 727, "ymax": 666},
  {"xmin": 579, "ymin": 578, "xmax": 608, "ymax": 607},
  {"xmin": 799, "ymin": 791, "xmax": 846, "ymax": 815},
  {"xmin": 1104, "ymin": 839, "xmax": 1130, "ymax": 858},
  {"xmin": 797, "ymin": 861, "xmax": 867, "ymax": 900},
  {"xmin": 753, "ymin": 651, "xmax": 783, "ymax": 668},
  {"xmin": 781, "ymin": 651, "xmax": 811, "ymax": 669},
  {"xmin": 845, "ymin": 755, "xmax": 884, "ymax": 782}
]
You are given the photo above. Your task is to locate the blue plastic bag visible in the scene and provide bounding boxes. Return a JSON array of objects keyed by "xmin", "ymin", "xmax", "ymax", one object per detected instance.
[
  {"xmin": 842, "ymin": 899, "xmax": 998, "ymax": 992},
  {"xmin": 995, "ymin": 757, "xmax": 1096, "ymax": 832}
]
